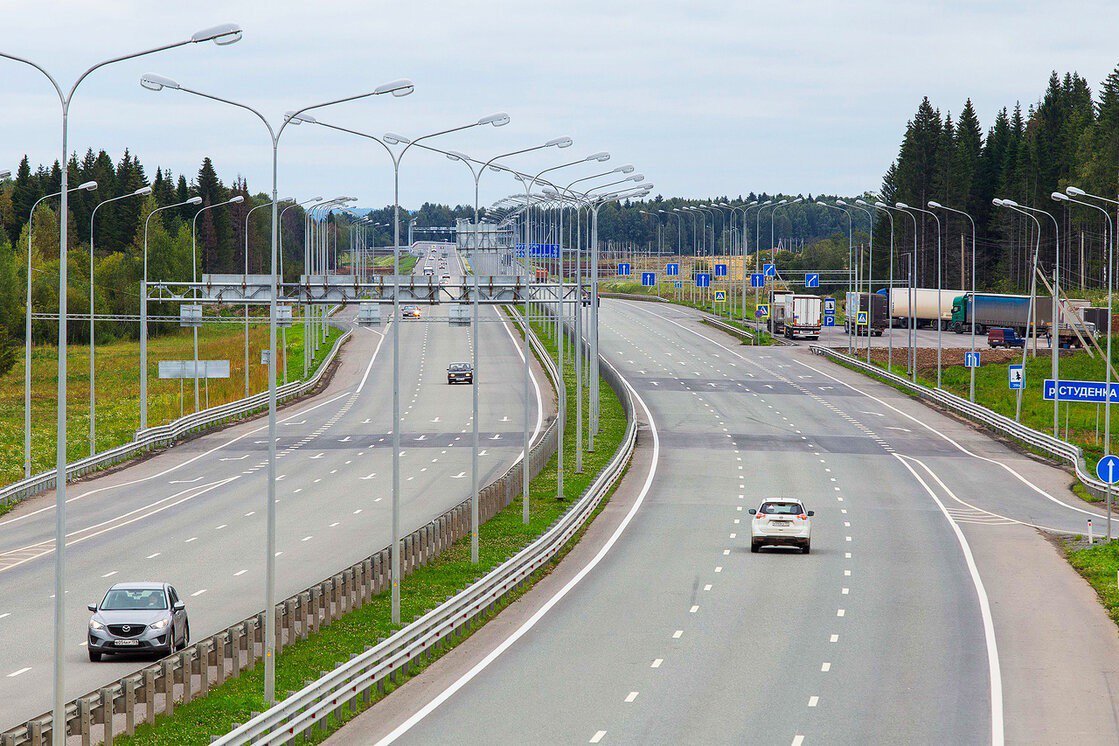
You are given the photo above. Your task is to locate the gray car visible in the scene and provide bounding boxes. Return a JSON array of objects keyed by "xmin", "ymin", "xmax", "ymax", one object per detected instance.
[{"xmin": 87, "ymin": 582, "xmax": 189, "ymax": 662}]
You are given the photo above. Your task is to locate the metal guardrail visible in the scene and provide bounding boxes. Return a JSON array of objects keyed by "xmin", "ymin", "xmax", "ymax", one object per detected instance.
[
  {"xmin": 811, "ymin": 345, "xmax": 1110, "ymax": 496},
  {"xmin": 210, "ymin": 323, "xmax": 636, "ymax": 744},
  {"xmin": 0, "ymin": 326, "xmax": 352, "ymax": 510}
]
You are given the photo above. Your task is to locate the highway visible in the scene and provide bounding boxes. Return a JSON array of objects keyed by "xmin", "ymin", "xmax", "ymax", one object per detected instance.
[
  {"xmin": 0, "ymin": 245, "xmax": 553, "ymax": 730},
  {"xmin": 342, "ymin": 298, "xmax": 1119, "ymax": 745}
]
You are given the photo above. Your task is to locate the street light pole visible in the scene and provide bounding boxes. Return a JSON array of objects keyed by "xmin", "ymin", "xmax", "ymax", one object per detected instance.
[
  {"xmin": 873, "ymin": 202, "xmax": 898, "ymax": 372},
  {"xmin": 929, "ymin": 201, "xmax": 977, "ymax": 401},
  {"xmin": 994, "ymin": 199, "xmax": 1043, "ymax": 423},
  {"xmin": 899, "ymin": 203, "xmax": 943, "ymax": 388},
  {"xmin": 191, "ymin": 195, "xmax": 244, "ymax": 411}
]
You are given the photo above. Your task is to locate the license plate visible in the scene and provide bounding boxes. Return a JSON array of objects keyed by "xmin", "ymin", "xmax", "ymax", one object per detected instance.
[
  {"xmin": 771, "ymin": 521, "xmax": 791, "ymax": 527},
  {"xmin": 114, "ymin": 639, "xmax": 139, "ymax": 646}
]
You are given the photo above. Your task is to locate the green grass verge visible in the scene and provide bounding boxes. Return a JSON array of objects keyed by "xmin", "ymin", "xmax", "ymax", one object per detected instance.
[
  {"xmin": 115, "ymin": 316, "xmax": 628, "ymax": 745},
  {"xmin": 0, "ymin": 322, "xmax": 342, "ymax": 489},
  {"xmin": 600, "ymin": 279, "xmax": 774, "ymax": 345},
  {"xmin": 372, "ymin": 254, "xmax": 419, "ymax": 275},
  {"xmin": 1065, "ymin": 539, "xmax": 1119, "ymax": 628}
]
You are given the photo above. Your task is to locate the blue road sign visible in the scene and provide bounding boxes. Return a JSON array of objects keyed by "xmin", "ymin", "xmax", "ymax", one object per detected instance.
[
  {"xmin": 757, "ymin": 304, "xmax": 770, "ymax": 319},
  {"xmin": 1043, "ymin": 379, "xmax": 1119, "ymax": 402},
  {"xmin": 617, "ymin": 262, "xmax": 631, "ymax": 276},
  {"xmin": 964, "ymin": 351, "xmax": 981, "ymax": 368},
  {"xmin": 1098, "ymin": 455, "xmax": 1119, "ymax": 484},
  {"xmin": 824, "ymin": 298, "xmax": 836, "ymax": 313},
  {"xmin": 714, "ymin": 263, "xmax": 728, "ymax": 277},
  {"xmin": 696, "ymin": 273, "xmax": 712, "ymax": 288},
  {"xmin": 674, "ymin": 280, "xmax": 683, "ymax": 289},
  {"xmin": 823, "ymin": 315, "xmax": 836, "ymax": 327},
  {"xmin": 666, "ymin": 263, "xmax": 680, "ymax": 276},
  {"xmin": 805, "ymin": 272, "xmax": 820, "ymax": 288},
  {"xmin": 856, "ymin": 310, "xmax": 869, "ymax": 326},
  {"xmin": 641, "ymin": 272, "xmax": 656, "ymax": 287},
  {"xmin": 1008, "ymin": 364, "xmax": 1024, "ymax": 390},
  {"xmin": 763, "ymin": 263, "xmax": 777, "ymax": 277},
  {"xmin": 750, "ymin": 273, "xmax": 765, "ymax": 288},
  {"xmin": 714, "ymin": 290, "xmax": 726, "ymax": 302}
]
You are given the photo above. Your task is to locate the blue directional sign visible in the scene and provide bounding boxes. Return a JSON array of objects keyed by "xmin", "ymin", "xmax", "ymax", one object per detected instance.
[
  {"xmin": 823, "ymin": 298, "xmax": 836, "ymax": 313},
  {"xmin": 763, "ymin": 263, "xmax": 777, "ymax": 277},
  {"xmin": 641, "ymin": 272, "xmax": 656, "ymax": 287},
  {"xmin": 714, "ymin": 263, "xmax": 728, "ymax": 277},
  {"xmin": 674, "ymin": 280, "xmax": 683, "ymax": 289},
  {"xmin": 714, "ymin": 290, "xmax": 726, "ymax": 303},
  {"xmin": 696, "ymin": 273, "xmax": 712, "ymax": 288},
  {"xmin": 617, "ymin": 262, "xmax": 631, "ymax": 276},
  {"xmin": 1043, "ymin": 379, "xmax": 1119, "ymax": 403},
  {"xmin": 1008, "ymin": 364, "xmax": 1024, "ymax": 390},
  {"xmin": 823, "ymin": 315, "xmax": 836, "ymax": 327},
  {"xmin": 856, "ymin": 310, "xmax": 869, "ymax": 326},
  {"xmin": 964, "ymin": 351, "xmax": 981, "ymax": 368},
  {"xmin": 750, "ymin": 273, "xmax": 765, "ymax": 288},
  {"xmin": 666, "ymin": 263, "xmax": 680, "ymax": 276},
  {"xmin": 805, "ymin": 272, "xmax": 820, "ymax": 288},
  {"xmin": 1097, "ymin": 454, "xmax": 1119, "ymax": 485}
]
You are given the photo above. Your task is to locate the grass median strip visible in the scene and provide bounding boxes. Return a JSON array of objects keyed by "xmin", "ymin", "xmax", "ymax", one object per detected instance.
[{"xmin": 117, "ymin": 317, "xmax": 628, "ymax": 745}]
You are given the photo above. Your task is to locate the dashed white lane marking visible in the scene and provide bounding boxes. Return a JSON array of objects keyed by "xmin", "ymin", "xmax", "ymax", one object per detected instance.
[
  {"xmin": 234, "ymin": 570, "xmax": 247, "ymax": 577},
  {"xmin": 830, "ymin": 634, "xmax": 839, "ymax": 643},
  {"xmin": 185, "ymin": 537, "xmax": 197, "ymax": 543},
  {"xmin": 7, "ymin": 667, "xmax": 31, "ymax": 678},
  {"xmin": 792, "ymin": 736, "xmax": 805, "ymax": 746},
  {"xmin": 146, "ymin": 553, "xmax": 160, "ymax": 559},
  {"xmin": 215, "ymin": 524, "xmax": 227, "ymax": 530},
  {"xmin": 808, "ymin": 695, "xmax": 819, "ymax": 707},
  {"xmin": 625, "ymin": 692, "xmax": 639, "ymax": 703},
  {"xmin": 650, "ymin": 659, "xmax": 663, "ymax": 669},
  {"xmin": 837, "ymin": 609, "xmax": 846, "ymax": 617},
  {"xmin": 673, "ymin": 630, "xmax": 683, "ymax": 639},
  {"xmin": 821, "ymin": 662, "xmax": 831, "ymax": 672},
  {"xmin": 0, "ymin": 613, "xmax": 10, "ymax": 620},
  {"xmin": 191, "ymin": 589, "xmax": 207, "ymax": 597},
  {"xmin": 301, "ymin": 536, "xmax": 313, "ymax": 542},
  {"xmin": 101, "ymin": 570, "xmax": 117, "ymax": 578},
  {"xmin": 590, "ymin": 731, "xmax": 606, "ymax": 743}
]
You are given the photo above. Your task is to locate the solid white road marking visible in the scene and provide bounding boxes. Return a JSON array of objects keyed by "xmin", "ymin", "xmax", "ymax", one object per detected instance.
[
  {"xmin": 234, "ymin": 570, "xmax": 247, "ymax": 577},
  {"xmin": 7, "ymin": 667, "xmax": 31, "ymax": 678},
  {"xmin": 101, "ymin": 571, "xmax": 117, "ymax": 578},
  {"xmin": 146, "ymin": 553, "xmax": 160, "ymax": 559},
  {"xmin": 191, "ymin": 589, "xmax": 207, "ymax": 597}
]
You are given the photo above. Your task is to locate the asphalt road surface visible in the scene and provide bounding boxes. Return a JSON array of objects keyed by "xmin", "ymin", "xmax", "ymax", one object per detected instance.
[
  {"xmin": 0, "ymin": 246, "xmax": 553, "ymax": 730},
  {"xmin": 341, "ymin": 297, "xmax": 1119, "ymax": 746}
]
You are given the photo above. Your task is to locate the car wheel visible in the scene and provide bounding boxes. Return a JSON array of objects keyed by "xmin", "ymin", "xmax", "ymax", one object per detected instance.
[
  {"xmin": 750, "ymin": 541, "xmax": 760, "ymax": 553},
  {"xmin": 88, "ymin": 649, "xmax": 102, "ymax": 662},
  {"xmin": 802, "ymin": 541, "xmax": 811, "ymax": 554},
  {"xmin": 184, "ymin": 622, "xmax": 190, "ymax": 647}
]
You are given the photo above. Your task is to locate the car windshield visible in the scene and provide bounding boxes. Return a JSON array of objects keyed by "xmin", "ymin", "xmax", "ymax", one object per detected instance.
[
  {"xmin": 759, "ymin": 502, "xmax": 803, "ymax": 515},
  {"xmin": 100, "ymin": 588, "xmax": 167, "ymax": 611},
  {"xmin": 450, "ymin": 363, "xmax": 471, "ymax": 371}
]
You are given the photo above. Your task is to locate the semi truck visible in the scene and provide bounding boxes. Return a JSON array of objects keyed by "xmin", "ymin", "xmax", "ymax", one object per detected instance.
[
  {"xmin": 949, "ymin": 292, "xmax": 1052, "ymax": 336},
  {"xmin": 783, "ymin": 294, "xmax": 822, "ymax": 339},
  {"xmin": 888, "ymin": 287, "xmax": 963, "ymax": 329},
  {"xmin": 844, "ymin": 292, "xmax": 888, "ymax": 336},
  {"xmin": 770, "ymin": 290, "xmax": 793, "ymax": 334}
]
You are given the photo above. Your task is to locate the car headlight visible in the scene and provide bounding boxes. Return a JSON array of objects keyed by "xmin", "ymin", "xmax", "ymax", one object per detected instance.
[
  {"xmin": 89, "ymin": 619, "xmax": 105, "ymax": 631},
  {"xmin": 149, "ymin": 618, "xmax": 169, "ymax": 631}
]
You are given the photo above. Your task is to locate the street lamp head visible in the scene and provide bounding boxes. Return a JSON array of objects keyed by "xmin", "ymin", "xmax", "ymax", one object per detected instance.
[
  {"xmin": 586, "ymin": 151, "xmax": 610, "ymax": 161},
  {"xmin": 140, "ymin": 73, "xmax": 180, "ymax": 92},
  {"xmin": 895, "ymin": 201, "xmax": 910, "ymax": 209},
  {"xmin": 856, "ymin": 199, "xmax": 870, "ymax": 207},
  {"xmin": 285, "ymin": 111, "xmax": 316, "ymax": 125},
  {"xmin": 374, "ymin": 78, "xmax": 415, "ymax": 97},
  {"xmin": 874, "ymin": 201, "xmax": 888, "ymax": 209},
  {"xmin": 478, "ymin": 113, "xmax": 510, "ymax": 127},
  {"xmin": 629, "ymin": 175, "xmax": 645, "ymax": 182},
  {"xmin": 133, "ymin": 186, "xmax": 153, "ymax": 196},
  {"xmin": 187, "ymin": 196, "xmax": 203, "ymax": 205},
  {"xmin": 281, "ymin": 196, "xmax": 296, "ymax": 203},
  {"xmin": 542, "ymin": 187, "xmax": 559, "ymax": 196},
  {"xmin": 836, "ymin": 199, "xmax": 847, "ymax": 206},
  {"xmin": 992, "ymin": 198, "xmax": 1004, "ymax": 207},
  {"xmin": 78, "ymin": 180, "xmax": 97, "ymax": 191},
  {"xmin": 747, "ymin": 201, "xmax": 758, "ymax": 207},
  {"xmin": 0, "ymin": 170, "xmax": 10, "ymax": 180},
  {"xmin": 927, "ymin": 200, "xmax": 942, "ymax": 209},
  {"xmin": 763, "ymin": 200, "xmax": 773, "ymax": 206},
  {"xmin": 1066, "ymin": 186, "xmax": 1086, "ymax": 197},
  {"xmin": 776, "ymin": 199, "xmax": 787, "ymax": 205},
  {"xmin": 613, "ymin": 165, "xmax": 635, "ymax": 174},
  {"xmin": 1000, "ymin": 198, "xmax": 1019, "ymax": 207},
  {"xmin": 383, "ymin": 132, "xmax": 410, "ymax": 145},
  {"xmin": 1051, "ymin": 191, "xmax": 1069, "ymax": 202},
  {"xmin": 790, "ymin": 198, "xmax": 803, "ymax": 204},
  {"xmin": 488, "ymin": 165, "xmax": 502, "ymax": 172},
  {"xmin": 229, "ymin": 196, "xmax": 245, "ymax": 204},
  {"xmin": 546, "ymin": 137, "xmax": 573, "ymax": 148},
  {"xmin": 190, "ymin": 23, "xmax": 243, "ymax": 46},
  {"xmin": 445, "ymin": 151, "xmax": 466, "ymax": 162},
  {"xmin": 815, "ymin": 200, "xmax": 827, "ymax": 206}
]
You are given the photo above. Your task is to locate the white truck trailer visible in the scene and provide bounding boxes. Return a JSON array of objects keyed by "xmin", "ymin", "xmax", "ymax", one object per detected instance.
[
  {"xmin": 888, "ymin": 287, "xmax": 963, "ymax": 329},
  {"xmin": 783, "ymin": 294, "xmax": 822, "ymax": 339}
]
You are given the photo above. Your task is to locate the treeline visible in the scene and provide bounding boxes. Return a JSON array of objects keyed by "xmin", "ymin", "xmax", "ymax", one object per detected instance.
[{"xmin": 882, "ymin": 65, "xmax": 1119, "ymax": 293}]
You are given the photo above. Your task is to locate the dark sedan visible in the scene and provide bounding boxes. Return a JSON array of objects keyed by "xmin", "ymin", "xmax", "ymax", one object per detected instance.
[{"xmin": 447, "ymin": 362, "xmax": 474, "ymax": 384}]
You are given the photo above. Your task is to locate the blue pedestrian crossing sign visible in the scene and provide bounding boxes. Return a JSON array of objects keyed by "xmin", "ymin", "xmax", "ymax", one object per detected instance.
[
  {"xmin": 714, "ymin": 290, "xmax": 726, "ymax": 303},
  {"xmin": 696, "ymin": 273, "xmax": 712, "ymax": 288},
  {"xmin": 964, "ymin": 351, "xmax": 981, "ymax": 368},
  {"xmin": 823, "ymin": 315, "xmax": 836, "ymax": 327},
  {"xmin": 856, "ymin": 310, "xmax": 869, "ymax": 326},
  {"xmin": 1098, "ymin": 454, "xmax": 1119, "ymax": 484},
  {"xmin": 641, "ymin": 272, "xmax": 656, "ymax": 287},
  {"xmin": 617, "ymin": 262, "xmax": 631, "ymax": 276},
  {"xmin": 1008, "ymin": 364, "xmax": 1024, "ymax": 390},
  {"xmin": 763, "ymin": 263, "xmax": 777, "ymax": 277},
  {"xmin": 756, "ymin": 304, "xmax": 770, "ymax": 319},
  {"xmin": 805, "ymin": 272, "xmax": 820, "ymax": 288},
  {"xmin": 823, "ymin": 298, "xmax": 836, "ymax": 314},
  {"xmin": 666, "ymin": 263, "xmax": 680, "ymax": 276},
  {"xmin": 714, "ymin": 263, "xmax": 728, "ymax": 277},
  {"xmin": 750, "ymin": 273, "xmax": 765, "ymax": 288}
]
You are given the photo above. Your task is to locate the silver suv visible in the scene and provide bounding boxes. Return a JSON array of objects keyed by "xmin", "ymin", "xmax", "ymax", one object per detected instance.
[{"xmin": 87, "ymin": 582, "xmax": 189, "ymax": 661}]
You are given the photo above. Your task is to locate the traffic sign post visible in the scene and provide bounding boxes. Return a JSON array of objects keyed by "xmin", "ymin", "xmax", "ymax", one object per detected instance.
[
  {"xmin": 750, "ymin": 273, "xmax": 765, "ymax": 288},
  {"xmin": 805, "ymin": 272, "xmax": 820, "ymax": 288},
  {"xmin": 1098, "ymin": 454, "xmax": 1119, "ymax": 541},
  {"xmin": 641, "ymin": 272, "xmax": 656, "ymax": 287},
  {"xmin": 964, "ymin": 351, "xmax": 981, "ymax": 368},
  {"xmin": 1008, "ymin": 364, "xmax": 1024, "ymax": 390}
]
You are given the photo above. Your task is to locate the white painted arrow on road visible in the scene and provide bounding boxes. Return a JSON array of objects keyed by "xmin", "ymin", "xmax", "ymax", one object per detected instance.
[
  {"xmin": 490, "ymin": 434, "xmax": 502, "ymax": 440},
  {"xmin": 220, "ymin": 455, "xmax": 249, "ymax": 462},
  {"xmin": 310, "ymin": 453, "xmax": 325, "ymax": 459},
  {"xmin": 360, "ymin": 473, "xmax": 377, "ymax": 480},
  {"xmin": 451, "ymin": 472, "xmax": 466, "ymax": 479},
  {"xmin": 169, "ymin": 477, "xmax": 203, "ymax": 484}
]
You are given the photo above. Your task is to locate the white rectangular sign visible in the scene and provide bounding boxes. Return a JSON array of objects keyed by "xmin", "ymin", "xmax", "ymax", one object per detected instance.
[{"xmin": 158, "ymin": 360, "xmax": 230, "ymax": 379}]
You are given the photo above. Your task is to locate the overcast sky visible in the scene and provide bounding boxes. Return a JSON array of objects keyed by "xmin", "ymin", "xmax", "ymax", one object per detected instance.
[{"xmin": 3, "ymin": 1, "xmax": 1119, "ymax": 212}]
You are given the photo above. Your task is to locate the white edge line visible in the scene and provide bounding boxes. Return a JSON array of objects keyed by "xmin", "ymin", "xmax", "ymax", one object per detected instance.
[{"xmin": 375, "ymin": 359, "xmax": 659, "ymax": 745}]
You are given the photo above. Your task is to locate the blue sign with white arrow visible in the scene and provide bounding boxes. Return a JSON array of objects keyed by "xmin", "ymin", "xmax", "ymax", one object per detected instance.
[
  {"xmin": 641, "ymin": 272, "xmax": 656, "ymax": 287},
  {"xmin": 763, "ymin": 263, "xmax": 777, "ymax": 277},
  {"xmin": 617, "ymin": 262, "xmax": 631, "ymax": 276},
  {"xmin": 1043, "ymin": 379, "xmax": 1119, "ymax": 403},
  {"xmin": 666, "ymin": 263, "xmax": 680, "ymax": 276},
  {"xmin": 1097, "ymin": 454, "xmax": 1119, "ymax": 485},
  {"xmin": 964, "ymin": 351, "xmax": 981, "ymax": 368},
  {"xmin": 696, "ymin": 273, "xmax": 712, "ymax": 288},
  {"xmin": 805, "ymin": 272, "xmax": 820, "ymax": 288},
  {"xmin": 714, "ymin": 263, "xmax": 728, "ymax": 277},
  {"xmin": 750, "ymin": 273, "xmax": 765, "ymax": 288}
]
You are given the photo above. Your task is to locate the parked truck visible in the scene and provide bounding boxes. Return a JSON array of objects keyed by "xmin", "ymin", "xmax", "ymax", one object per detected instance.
[
  {"xmin": 888, "ymin": 287, "xmax": 963, "ymax": 329},
  {"xmin": 949, "ymin": 292, "xmax": 1052, "ymax": 336},
  {"xmin": 783, "ymin": 294, "xmax": 822, "ymax": 339},
  {"xmin": 769, "ymin": 290, "xmax": 793, "ymax": 334},
  {"xmin": 844, "ymin": 292, "xmax": 888, "ymax": 336}
]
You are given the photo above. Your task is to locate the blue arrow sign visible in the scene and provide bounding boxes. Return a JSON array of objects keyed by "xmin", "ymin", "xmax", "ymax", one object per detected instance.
[
  {"xmin": 964, "ymin": 351, "xmax": 981, "ymax": 368},
  {"xmin": 617, "ymin": 262, "xmax": 631, "ymax": 276},
  {"xmin": 666, "ymin": 263, "xmax": 680, "ymax": 276},
  {"xmin": 750, "ymin": 273, "xmax": 765, "ymax": 288},
  {"xmin": 1008, "ymin": 364, "xmax": 1024, "ymax": 390},
  {"xmin": 763, "ymin": 263, "xmax": 777, "ymax": 277},
  {"xmin": 714, "ymin": 263, "xmax": 728, "ymax": 277},
  {"xmin": 1043, "ymin": 379, "xmax": 1119, "ymax": 403},
  {"xmin": 823, "ymin": 315, "xmax": 836, "ymax": 327},
  {"xmin": 674, "ymin": 280, "xmax": 683, "ymax": 289},
  {"xmin": 805, "ymin": 272, "xmax": 820, "ymax": 288},
  {"xmin": 1098, "ymin": 454, "xmax": 1119, "ymax": 485},
  {"xmin": 641, "ymin": 272, "xmax": 656, "ymax": 287},
  {"xmin": 696, "ymin": 273, "xmax": 712, "ymax": 288}
]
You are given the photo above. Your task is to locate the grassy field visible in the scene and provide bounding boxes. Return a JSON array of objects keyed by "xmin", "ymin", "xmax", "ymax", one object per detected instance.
[
  {"xmin": 115, "ymin": 316, "xmax": 628, "ymax": 745},
  {"xmin": 0, "ymin": 320, "xmax": 343, "ymax": 488},
  {"xmin": 372, "ymin": 253, "xmax": 419, "ymax": 274}
]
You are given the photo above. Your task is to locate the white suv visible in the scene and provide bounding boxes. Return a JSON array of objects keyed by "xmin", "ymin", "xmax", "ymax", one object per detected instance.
[{"xmin": 749, "ymin": 499, "xmax": 814, "ymax": 554}]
